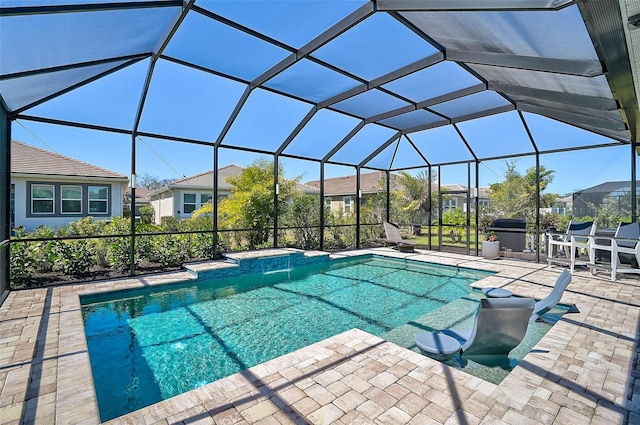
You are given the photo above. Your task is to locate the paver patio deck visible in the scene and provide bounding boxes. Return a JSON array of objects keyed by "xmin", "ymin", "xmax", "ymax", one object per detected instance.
[{"xmin": 1, "ymin": 248, "xmax": 638, "ymax": 424}]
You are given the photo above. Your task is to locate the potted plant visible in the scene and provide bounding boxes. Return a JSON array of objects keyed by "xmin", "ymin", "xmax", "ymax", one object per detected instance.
[{"xmin": 482, "ymin": 231, "xmax": 500, "ymax": 259}]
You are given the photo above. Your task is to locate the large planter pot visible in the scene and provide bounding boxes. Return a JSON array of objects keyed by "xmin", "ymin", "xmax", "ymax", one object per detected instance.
[{"xmin": 482, "ymin": 240, "xmax": 500, "ymax": 259}]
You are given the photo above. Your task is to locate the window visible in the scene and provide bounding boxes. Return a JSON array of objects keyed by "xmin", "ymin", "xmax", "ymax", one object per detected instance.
[
  {"xmin": 325, "ymin": 197, "xmax": 332, "ymax": 209},
  {"xmin": 201, "ymin": 193, "xmax": 213, "ymax": 205},
  {"xmin": 32, "ymin": 184, "xmax": 54, "ymax": 214},
  {"xmin": 343, "ymin": 196, "xmax": 352, "ymax": 213},
  {"xmin": 61, "ymin": 185, "xmax": 82, "ymax": 214},
  {"xmin": 478, "ymin": 199, "xmax": 490, "ymax": 208},
  {"xmin": 443, "ymin": 198, "xmax": 458, "ymax": 210},
  {"xmin": 89, "ymin": 186, "xmax": 109, "ymax": 213},
  {"xmin": 183, "ymin": 193, "xmax": 196, "ymax": 213}
]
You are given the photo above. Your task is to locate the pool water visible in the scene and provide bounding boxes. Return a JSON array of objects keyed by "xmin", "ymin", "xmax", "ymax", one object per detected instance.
[{"xmin": 81, "ymin": 256, "xmax": 500, "ymax": 420}]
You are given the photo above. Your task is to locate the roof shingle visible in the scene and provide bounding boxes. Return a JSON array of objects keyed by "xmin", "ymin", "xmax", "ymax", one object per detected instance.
[{"xmin": 11, "ymin": 140, "xmax": 127, "ymax": 179}]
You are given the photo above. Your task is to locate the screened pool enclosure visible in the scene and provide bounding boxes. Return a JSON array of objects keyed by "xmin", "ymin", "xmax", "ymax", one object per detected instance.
[{"xmin": 1, "ymin": 0, "xmax": 639, "ymax": 296}]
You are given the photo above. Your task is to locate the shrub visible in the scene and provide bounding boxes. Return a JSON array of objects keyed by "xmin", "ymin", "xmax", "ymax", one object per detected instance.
[
  {"xmin": 108, "ymin": 235, "xmax": 135, "ymax": 272},
  {"xmin": 147, "ymin": 234, "xmax": 188, "ymax": 267},
  {"xmin": 9, "ymin": 241, "xmax": 36, "ymax": 285},
  {"xmin": 53, "ymin": 240, "xmax": 96, "ymax": 276},
  {"xmin": 139, "ymin": 204, "xmax": 155, "ymax": 224}
]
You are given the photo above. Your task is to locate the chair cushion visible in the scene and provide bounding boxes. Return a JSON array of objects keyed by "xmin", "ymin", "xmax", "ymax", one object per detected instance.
[
  {"xmin": 482, "ymin": 287, "xmax": 512, "ymax": 298},
  {"xmin": 415, "ymin": 332, "xmax": 461, "ymax": 361}
]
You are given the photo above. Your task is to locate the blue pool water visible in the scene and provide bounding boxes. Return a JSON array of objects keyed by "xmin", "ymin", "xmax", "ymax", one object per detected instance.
[{"xmin": 81, "ymin": 255, "xmax": 495, "ymax": 421}]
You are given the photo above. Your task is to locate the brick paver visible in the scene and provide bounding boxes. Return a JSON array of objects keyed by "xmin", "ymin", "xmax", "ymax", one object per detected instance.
[{"xmin": 1, "ymin": 248, "xmax": 638, "ymax": 424}]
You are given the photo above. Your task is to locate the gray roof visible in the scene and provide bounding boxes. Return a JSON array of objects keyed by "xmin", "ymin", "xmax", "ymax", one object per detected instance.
[
  {"xmin": 170, "ymin": 165, "xmax": 245, "ymax": 190},
  {"xmin": 575, "ymin": 181, "xmax": 636, "ymax": 194},
  {"xmin": 10, "ymin": 140, "xmax": 127, "ymax": 180}
]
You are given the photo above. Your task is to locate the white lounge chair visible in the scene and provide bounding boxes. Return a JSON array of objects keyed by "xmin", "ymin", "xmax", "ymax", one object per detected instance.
[
  {"xmin": 415, "ymin": 297, "xmax": 535, "ymax": 360},
  {"xmin": 383, "ymin": 222, "xmax": 417, "ymax": 252},
  {"xmin": 588, "ymin": 222, "xmax": 640, "ymax": 281},
  {"xmin": 532, "ymin": 269, "xmax": 572, "ymax": 321},
  {"xmin": 547, "ymin": 220, "xmax": 596, "ymax": 273}
]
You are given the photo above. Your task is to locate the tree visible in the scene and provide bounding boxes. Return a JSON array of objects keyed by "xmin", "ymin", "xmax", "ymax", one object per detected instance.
[
  {"xmin": 137, "ymin": 173, "xmax": 172, "ymax": 191},
  {"xmin": 396, "ymin": 171, "xmax": 435, "ymax": 234},
  {"xmin": 217, "ymin": 159, "xmax": 299, "ymax": 249},
  {"xmin": 284, "ymin": 195, "xmax": 321, "ymax": 249},
  {"xmin": 486, "ymin": 160, "xmax": 557, "ymax": 228}
]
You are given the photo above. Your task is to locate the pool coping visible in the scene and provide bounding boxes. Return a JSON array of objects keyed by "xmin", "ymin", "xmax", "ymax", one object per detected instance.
[{"xmin": 1, "ymin": 247, "xmax": 638, "ymax": 424}]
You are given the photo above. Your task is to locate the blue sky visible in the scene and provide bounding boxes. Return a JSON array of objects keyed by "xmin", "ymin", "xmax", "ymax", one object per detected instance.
[
  {"xmin": 3, "ymin": 1, "xmax": 635, "ymax": 198},
  {"xmin": 12, "ymin": 114, "xmax": 633, "ymax": 197},
  {"xmin": 10, "ymin": 66, "xmax": 634, "ymax": 196}
]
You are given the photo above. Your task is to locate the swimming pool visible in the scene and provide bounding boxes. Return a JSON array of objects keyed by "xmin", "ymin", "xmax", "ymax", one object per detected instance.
[{"xmin": 81, "ymin": 255, "xmax": 495, "ymax": 421}]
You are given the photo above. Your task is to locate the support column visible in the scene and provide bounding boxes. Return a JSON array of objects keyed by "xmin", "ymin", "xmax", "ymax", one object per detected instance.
[
  {"xmin": 632, "ymin": 139, "xmax": 637, "ymax": 223},
  {"xmin": 213, "ymin": 146, "xmax": 219, "ymax": 258},
  {"xmin": 385, "ymin": 170, "xmax": 390, "ymax": 224},
  {"xmin": 129, "ymin": 135, "xmax": 137, "ymax": 275},
  {"xmin": 356, "ymin": 166, "xmax": 361, "ymax": 249},
  {"xmin": 474, "ymin": 161, "xmax": 480, "ymax": 256},
  {"xmin": 320, "ymin": 163, "xmax": 325, "ymax": 251},
  {"xmin": 273, "ymin": 155, "xmax": 279, "ymax": 248},
  {"xmin": 0, "ymin": 104, "xmax": 10, "ymax": 300}
]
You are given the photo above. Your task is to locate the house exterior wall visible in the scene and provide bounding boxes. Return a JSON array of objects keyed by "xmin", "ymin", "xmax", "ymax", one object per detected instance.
[
  {"xmin": 150, "ymin": 188, "xmax": 229, "ymax": 223},
  {"xmin": 150, "ymin": 193, "xmax": 175, "ymax": 225},
  {"xmin": 11, "ymin": 175, "xmax": 125, "ymax": 232}
]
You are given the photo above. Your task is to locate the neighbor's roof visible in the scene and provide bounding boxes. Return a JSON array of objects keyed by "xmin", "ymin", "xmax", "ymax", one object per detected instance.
[
  {"xmin": 10, "ymin": 140, "xmax": 127, "ymax": 180},
  {"xmin": 149, "ymin": 164, "xmax": 245, "ymax": 196},
  {"xmin": 306, "ymin": 171, "xmax": 401, "ymax": 196},
  {"xmin": 0, "ymin": 1, "xmax": 637, "ymax": 171},
  {"xmin": 150, "ymin": 164, "xmax": 319, "ymax": 196},
  {"xmin": 575, "ymin": 181, "xmax": 637, "ymax": 194}
]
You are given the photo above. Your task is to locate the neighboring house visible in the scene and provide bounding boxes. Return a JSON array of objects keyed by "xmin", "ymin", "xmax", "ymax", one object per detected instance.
[
  {"xmin": 305, "ymin": 171, "xmax": 401, "ymax": 214},
  {"xmin": 124, "ymin": 187, "xmax": 151, "ymax": 220},
  {"xmin": 572, "ymin": 181, "xmax": 640, "ymax": 217},
  {"xmin": 543, "ymin": 195, "xmax": 572, "ymax": 216},
  {"xmin": 148, "ymin": 165, "xmax": 319, "ymax": 224},
  {"xmin": 10, "ymin": 140, "xmax": 128, "ymax": 232},
  {"xmin": 439, "ymin": 184, "xmax": 490, "ymax": 213},
  {"xmin": 305, "ymin": 172, "xmax": 490, "ymax": 214}
]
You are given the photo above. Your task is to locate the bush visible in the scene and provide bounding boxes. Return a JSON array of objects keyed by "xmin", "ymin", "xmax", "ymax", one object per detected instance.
[
  {"xmin": 9, "ymin": 241, "xmax": 36, "ymax": 285},
  {"xmin": 53, "ymin": 240, "xmax": 96, "ymax": 276},
  {"xmin": 146, "ymin": 234, "xmax": 188, "ymax": 267},
  {"xmin": 139, "ymin": 204, "xmax": 155, "ymax": 224},
  {"xmin": 108, "ymin": 235, "xmax": 135, "ymax": 272}
]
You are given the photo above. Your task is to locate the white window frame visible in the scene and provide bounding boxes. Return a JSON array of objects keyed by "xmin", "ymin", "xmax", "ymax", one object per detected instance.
[
  {"xmin": 88, "ymin": 186, "xmax": 109, "ymax": 214},
  {"xmin": 200, "ymin": 193, "xmax": 213, "ymax": 205},
  {"xmin": 31, "ymin": 184, "xmax": 55, "ymax": 214},
  {"xmin": 343, "ymin": 196, "xmax": 352, "ymax": 213},
  {"xmin": 183, "ymin": 193, "xmax": 197, "ymax": 214},
  {"xmin": 324, "ymin": 197, "xmax": 332, "ymax": 209},
  {"xmin": 443, "ymin": 198, "xmax": 458, "ymax": 210},
  {"xmin": 61, "ymin": 185, "xmax": 83, "ymax": 214}
]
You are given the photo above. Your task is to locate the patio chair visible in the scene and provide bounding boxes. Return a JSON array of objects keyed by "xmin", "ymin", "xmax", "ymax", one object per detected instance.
[
  {"xmin": 547, "ymin": 220, "xmax": 596, "ymax": 273},
  {"xmin": 383, "ymin": 222, "xmax": 417, "ymax": 252},
  {"xmin": 532, "ymin": 269, "xmax": 572, "ymax": 321},
  {"xmin": 588, "ymin": 222, "xmax": 640, "ymax": 281},
  {"xmin": 415, "ymin": 297, "xmax": 535, "ymax": 360}
]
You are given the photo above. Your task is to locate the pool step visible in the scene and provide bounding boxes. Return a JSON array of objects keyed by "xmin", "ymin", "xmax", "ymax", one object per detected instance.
[
  {"xmin": 182, "ymin": 249, "xmax": 331, "ymax": 280},
  {"xmin": 381, "ymin": 293, "xmax": 482, "ymax": 352}
]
